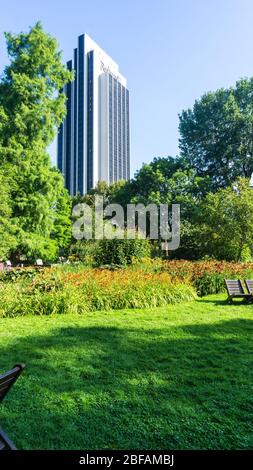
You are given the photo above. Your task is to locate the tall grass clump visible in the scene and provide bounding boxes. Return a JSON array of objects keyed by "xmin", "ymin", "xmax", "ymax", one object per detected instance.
[{"xmin": 0, "ymin": 267, "xmax": 196, "ymax": 317}]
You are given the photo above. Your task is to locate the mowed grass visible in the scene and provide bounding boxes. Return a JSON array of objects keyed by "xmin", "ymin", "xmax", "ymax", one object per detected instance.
[{"xmin": 0, "ymin": 295, "xmax": 253, "ymax": 450}]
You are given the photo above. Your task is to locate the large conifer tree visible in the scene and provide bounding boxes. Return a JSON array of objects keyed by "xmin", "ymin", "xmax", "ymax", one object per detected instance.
[{"xmin": 0, "ymin": 23, "xmax": 73, "ymax": 261}]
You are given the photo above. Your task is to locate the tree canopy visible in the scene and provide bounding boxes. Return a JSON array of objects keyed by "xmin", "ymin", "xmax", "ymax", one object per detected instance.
[{"xmin": 179, "ymin": 78, "xmax": 253, "ymax": 190}]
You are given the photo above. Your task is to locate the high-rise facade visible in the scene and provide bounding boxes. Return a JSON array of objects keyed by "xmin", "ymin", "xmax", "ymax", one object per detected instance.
[{"xmin": 57, "ymin": 34, "xmax": 130, "ymax": 196}]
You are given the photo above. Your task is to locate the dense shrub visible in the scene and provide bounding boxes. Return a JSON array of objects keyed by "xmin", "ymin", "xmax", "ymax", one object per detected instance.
[
  {"xmin": 0, "ymin": 267, "xmax": 196, "ymax": 317},
  {"xmin": 68, "ymin": 240, "xmax": 99, "ymax": 265},
  {"xmin": 94, "ymin": 237, "xmax": 151, "ymax": 266},
  {"xmin": 192, "ymin": 273, "xmax": 226, "ymax": 296},
  {"xmin": 0, "ymin": 267, "xmax": 38, "ymax": 283}
]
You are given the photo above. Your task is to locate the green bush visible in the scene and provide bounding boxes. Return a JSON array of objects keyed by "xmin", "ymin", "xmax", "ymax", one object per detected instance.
[
  {"xmin": 240, "ymin": 245, "xmax": 253, "ymax": 262},
  {"xmin": 68, "ymin": 240, "xmax": 98, "ymax": 265},
  {"xmin": 95, "ymin": 236, "xmax": 151, "ymax": 266},
  {"xmin": 193, "ymin": 273, "xmax": 226, "ymax": 297},
  {"xmin": 0, "ymin": 268, "xmax": 38, "ymax": 283}
]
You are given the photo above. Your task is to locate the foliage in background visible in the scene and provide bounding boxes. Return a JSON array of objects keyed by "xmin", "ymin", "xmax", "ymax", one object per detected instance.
[
  {"xmin": 72, "ymin": 180, "xmax": 126, "ymax": 209},
  {"xmin": 196, "ymin": 178, "xmax": 253, "ymax": 262},
  {"xmin": 76, "ymin": 176, "xmax": 253, "ymax": 262},
  {"xmin": 112, "ymin": 156, "xmax": 210, "ymax": 207},
  {"xmin": 169, "ymin": 178, "xmax": 253, "ymax": 262}
]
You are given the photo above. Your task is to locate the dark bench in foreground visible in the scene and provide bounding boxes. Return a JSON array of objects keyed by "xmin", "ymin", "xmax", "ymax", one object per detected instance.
[
  {"xmin": 225, "ymin": 280, "xmax": 253, "ymax": 304},
  {"xmin": 0, "ymin": 364, "xmax": 25, "ymax": 450}
]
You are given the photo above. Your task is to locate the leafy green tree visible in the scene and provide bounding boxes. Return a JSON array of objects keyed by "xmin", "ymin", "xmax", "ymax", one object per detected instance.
[
  {"xmin": 110, "ymin": 157, "xmax": 210, "ymax": 209},
  {"xmin": 0, "ymin": 22, "xmax": 73, "ymax": 262},
  {"xmin": 179, "ymin": 78, "xmax": 253, "ymax": 190},
  {"xmin": 198, "ymin": 178, "xmax": 253, "ymax": 261},
  {"xmin": 107, "ymin": 157, "xmax": 209, "ymax": 258}
]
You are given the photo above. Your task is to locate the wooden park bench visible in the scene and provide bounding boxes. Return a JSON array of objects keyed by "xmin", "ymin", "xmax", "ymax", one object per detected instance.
[
  {"xmin": 225, "ymin": 279, "xmax": 252, "ymax": 304},
  {"xmin": 0, "ymin": 363, "xmax": 25, "ymax": 450},
  {"xmin": 245, "ymin": 280, "xmax": 253, "ymax": 296}
]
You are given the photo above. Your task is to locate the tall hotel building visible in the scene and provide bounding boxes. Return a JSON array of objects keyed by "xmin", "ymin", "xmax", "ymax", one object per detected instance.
[{"xmin": 57, "ymin": 34, "xmax": 130, "ymax": 196}]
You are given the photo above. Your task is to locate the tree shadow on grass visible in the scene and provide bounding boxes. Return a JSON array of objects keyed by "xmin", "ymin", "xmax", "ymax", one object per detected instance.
[
  {"xmin": 0, "ymin": 318, "xmax": 253, "ymax": 450},
  {"xmin": 197, "ymin": 297, "xmax": 253, "ymax": 306},
  {"xmin": 198, "ymin": 298, "xmax": 228, "ymax": 306}
]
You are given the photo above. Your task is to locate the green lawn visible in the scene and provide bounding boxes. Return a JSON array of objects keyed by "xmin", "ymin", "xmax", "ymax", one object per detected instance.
[{"xmin": 0, "ymin": 295, "xmax": 253, "ymax": 450}]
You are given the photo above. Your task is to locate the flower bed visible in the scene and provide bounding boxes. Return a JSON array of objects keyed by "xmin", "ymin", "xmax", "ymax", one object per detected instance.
[
  {"xmin": 132, "ymin": 258, "xmax": 253, "ymax": 296},
  {"xmin": 0, "ymin": 267, "xmax": 196, "ymax": 317}
]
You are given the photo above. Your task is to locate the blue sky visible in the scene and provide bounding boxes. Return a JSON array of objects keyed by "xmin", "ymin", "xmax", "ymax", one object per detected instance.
[{"xmin": 1, "ymin": 0, "xmax": 253, "ymax": 175}]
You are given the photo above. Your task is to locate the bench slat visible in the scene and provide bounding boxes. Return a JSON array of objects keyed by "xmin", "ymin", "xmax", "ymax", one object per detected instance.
[
  {"xmin": 0, "ymin": 364, "xmax": 25, "ymax": 451},
  {"xmin": 246, "ymin": 280, "xmax": 253, "ymax": 294},
  {"xmin": 0, "ymin": 367, "xmax": 23, "ymax": 385}
]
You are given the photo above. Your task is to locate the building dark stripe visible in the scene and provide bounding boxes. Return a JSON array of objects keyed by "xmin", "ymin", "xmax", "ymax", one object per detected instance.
[
  {"xmin": 122, "ymin": 86, "xmax": 126, "ymax": 179},
  {"xmin": 87, "ymin": 50, "xmax": 94, "ymax": 192},
  {"xmin": 126, "ymin": 88, "xmax": 130, "ymax": 179},
  {"xmin": 78, "ymin": 35, "xmax": 85, "ymax": 195},
  {"xmin": 118, "ymin": 82, "xmax": 122, "ymax": 180},
  {"xmin": 109, "ymin": 75, "xmax": 113, "ymax": 184},
  {"xmin": 113, "ymin": 78, "xmax": 118, "ymax": 182},
  {"xmin": 73, "ymin": 48, "xmax": 78, "ymax": 195}
]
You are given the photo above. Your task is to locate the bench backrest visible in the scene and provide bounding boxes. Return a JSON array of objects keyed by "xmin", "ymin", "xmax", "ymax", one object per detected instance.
[
  {"xmin": 225, "ymin": 279, "xmax": 245, "ymax": 296},
  {"xmin": 0, "ymin": 364, "xmax": 25, "ymax": 403},
  {"xmin": 245, "ymin": 280, "xmax": 253, "ymax": 295}
]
